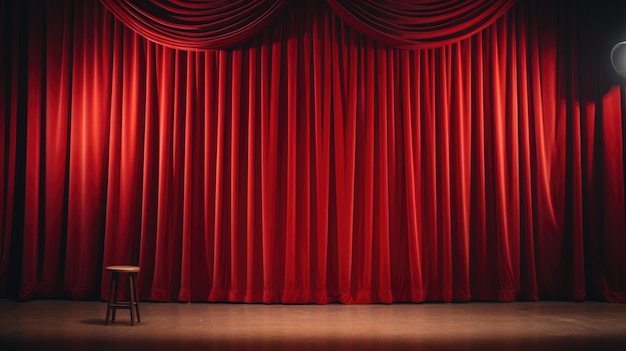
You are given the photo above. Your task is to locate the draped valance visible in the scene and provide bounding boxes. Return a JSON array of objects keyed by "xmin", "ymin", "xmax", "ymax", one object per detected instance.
[{"xmin": 99, "ymin": 0, "xmax": 517, "ymax": 50}]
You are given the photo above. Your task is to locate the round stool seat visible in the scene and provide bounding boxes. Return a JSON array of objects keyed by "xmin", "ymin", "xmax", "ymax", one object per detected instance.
[{"xmin": 106, "ymin": 265, "xmax": 140, "ymax": 273}]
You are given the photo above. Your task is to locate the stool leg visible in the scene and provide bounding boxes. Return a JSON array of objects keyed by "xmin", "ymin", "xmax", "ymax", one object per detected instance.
[
  {"xmin": 105, "ymin": 272, "xmax": 116, "ymax": 325},
  {"xmin": 129, "ymin": 274, "xmax": 136, "ymax": 326},
  {"xmin": 111, "ymin": 273, "xmax": 119, "ymax": 323},
  {"xmin": 130, "ymin": 273, "xmax": 141, "ymax": 323}
]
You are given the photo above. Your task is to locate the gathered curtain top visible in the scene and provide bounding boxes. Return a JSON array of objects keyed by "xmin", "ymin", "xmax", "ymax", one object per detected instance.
[{"xmin": 99, "ymin": 0, "xmax": 517, "ymax": 50}]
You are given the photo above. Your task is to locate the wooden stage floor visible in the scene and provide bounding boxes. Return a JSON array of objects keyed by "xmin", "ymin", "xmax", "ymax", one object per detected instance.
[{"xmin": 1, "ymin": 299, "xmax": 625, "ymax": 350}]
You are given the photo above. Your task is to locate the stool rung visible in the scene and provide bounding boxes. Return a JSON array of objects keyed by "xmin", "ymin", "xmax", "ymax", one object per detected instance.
[{"xmin": 110, "ymin": 302, "xmax": 138, "ymax": 309}]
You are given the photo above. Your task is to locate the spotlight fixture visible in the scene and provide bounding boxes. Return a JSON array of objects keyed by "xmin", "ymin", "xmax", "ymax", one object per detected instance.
[{"xmin": 611, "ymin": 41, "xmax": 626, "ymax": 78}]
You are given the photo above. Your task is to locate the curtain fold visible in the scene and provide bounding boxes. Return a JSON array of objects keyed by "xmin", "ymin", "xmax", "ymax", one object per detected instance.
[{"xmin": 2, "ymin": 0, "xmax": 626, "ymax": 303}]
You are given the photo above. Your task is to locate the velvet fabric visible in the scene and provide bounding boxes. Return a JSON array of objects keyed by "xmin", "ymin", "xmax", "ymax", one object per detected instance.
[{"xmin": 1, "ymin": 0, "xmax": 626, "ymax": 303}]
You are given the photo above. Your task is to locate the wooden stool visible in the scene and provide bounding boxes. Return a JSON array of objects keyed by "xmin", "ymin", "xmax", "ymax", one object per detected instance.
[{"xmin": 105, "ymin": 265, "xmax": 141, "ymax": 325}]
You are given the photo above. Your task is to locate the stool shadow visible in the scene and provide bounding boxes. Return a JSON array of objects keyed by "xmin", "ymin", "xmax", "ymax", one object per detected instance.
[
  {"xmin": 79, "ymin": 318, "xmax": 109, "ymax": 326},
  {"xmin": 80, "ymin": 319, "xmax": 144, "ymax": 326}
]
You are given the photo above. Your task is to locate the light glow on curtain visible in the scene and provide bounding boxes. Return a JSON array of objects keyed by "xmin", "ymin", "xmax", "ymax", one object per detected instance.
[{"xmin": 1, "ymin": 0, "xmax": 626, "ymax": 303}]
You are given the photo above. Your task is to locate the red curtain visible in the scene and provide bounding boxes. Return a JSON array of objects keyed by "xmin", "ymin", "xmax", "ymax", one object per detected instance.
[{"xmin": 2, "ymin": 0, "xmax": 626, "ymax": 303}]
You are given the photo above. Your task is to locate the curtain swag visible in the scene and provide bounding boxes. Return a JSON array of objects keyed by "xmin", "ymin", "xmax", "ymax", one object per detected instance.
[{"xmin": 98, "ymin": 0, "xmax": 292, "ymax": 49}]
